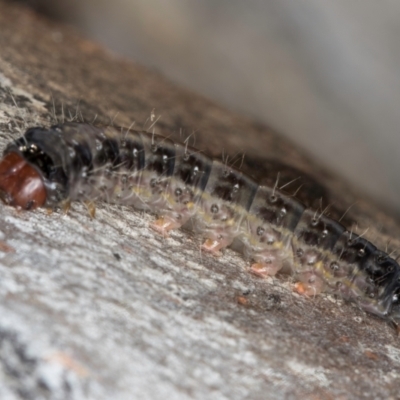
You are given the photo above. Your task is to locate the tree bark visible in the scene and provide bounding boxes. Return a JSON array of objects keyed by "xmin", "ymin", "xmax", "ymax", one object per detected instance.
[{"xmin": 0, "ymin": 2, "xmax": 399, "ymax": 399}]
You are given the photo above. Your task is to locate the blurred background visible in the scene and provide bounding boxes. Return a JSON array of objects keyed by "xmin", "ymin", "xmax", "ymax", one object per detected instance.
[{"xmin": 10, "ymin": 0, "xmax": 400, "ymax": 215}]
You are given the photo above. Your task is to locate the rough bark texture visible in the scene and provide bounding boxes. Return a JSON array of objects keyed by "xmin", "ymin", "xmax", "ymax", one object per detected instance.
[{"xmin": 0, "ymin": 2, "xmax": 400, "ymax": 399}]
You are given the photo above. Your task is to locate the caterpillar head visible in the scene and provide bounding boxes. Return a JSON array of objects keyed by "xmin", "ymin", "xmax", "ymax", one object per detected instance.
[{"xmin": 0, "ymin": 152, "xmax": 46, "ymax": 210}]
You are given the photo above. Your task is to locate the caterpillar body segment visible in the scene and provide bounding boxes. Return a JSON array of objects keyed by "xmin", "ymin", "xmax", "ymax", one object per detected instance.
[{"xmin": 1, "ymin": 122, "xmax": 400, "ymax": 325}]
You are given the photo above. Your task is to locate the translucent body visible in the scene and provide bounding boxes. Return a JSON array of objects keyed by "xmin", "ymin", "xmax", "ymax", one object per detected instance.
[{"xmin": 1, "ymin": 122, "xmax": 400, "ymax": 323}]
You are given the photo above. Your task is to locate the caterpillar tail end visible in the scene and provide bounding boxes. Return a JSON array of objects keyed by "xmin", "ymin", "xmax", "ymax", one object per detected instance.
[{"xmin": 0, "ymin": 152, "xmax": 46, "ymax": 210}]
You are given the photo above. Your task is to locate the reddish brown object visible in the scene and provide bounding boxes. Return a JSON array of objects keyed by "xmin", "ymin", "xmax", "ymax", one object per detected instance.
[{"xmin": 0, "ymin": 152, "xmax": 46, "ymax": 210}]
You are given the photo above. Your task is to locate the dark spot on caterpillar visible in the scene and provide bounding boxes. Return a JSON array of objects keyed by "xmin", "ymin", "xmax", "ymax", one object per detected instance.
[
  {"xmin": 330, "ymin": 262, "xmax": 339, "ymax": 271},
  {"xmin": 296, "ymin": 248, "xmax": 304, "ymax": 257},
  {"xmin": 211, "ymin": 204, "xmax": 219, "ymax": 214},
  {"xmin": 95, "ymin": 138, "xmax": 120, "ymax": 167}
]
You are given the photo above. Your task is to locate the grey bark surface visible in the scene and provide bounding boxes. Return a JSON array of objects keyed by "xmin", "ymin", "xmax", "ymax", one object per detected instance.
[{"xmin": 0, "ymin": 2, "xmax": 400, "ymax": 399}]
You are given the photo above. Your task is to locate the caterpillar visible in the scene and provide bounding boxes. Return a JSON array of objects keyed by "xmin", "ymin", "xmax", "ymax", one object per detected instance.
[{"xmin": 1, "ymin": 121, "xmax": 400, "ymax": 327}]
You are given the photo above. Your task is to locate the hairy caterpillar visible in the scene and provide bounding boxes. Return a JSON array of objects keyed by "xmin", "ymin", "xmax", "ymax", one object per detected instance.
[{"xmin": 1, "ymin": 122, "xmax": 400, "ymax": 326}]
